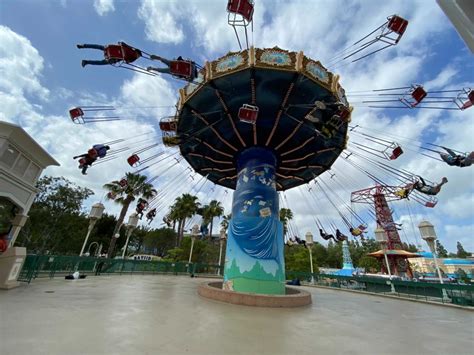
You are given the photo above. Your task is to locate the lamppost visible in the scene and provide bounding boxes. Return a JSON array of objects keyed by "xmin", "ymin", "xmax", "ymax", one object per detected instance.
[
  {"xmin": 217, "ymin": 228, "xmax": 227, "ymax": 275},
  {"xmin": 87, "ymin": 242, "xmax": 99, "ymax": 257},
  {"xmin": 305, "ymin": 231, "xmax": 315, "ymax": 284},
  {"xmin": 79, "ymin": 203, "xmax": 105, "ymax": 256},
  {"xmin": 189, "ymin": 224, "xmax": 200, "ymax": 263},
  {"xmin": 374, "ymin": 227, "xmax": 396, "ymax": 293},
  {"xmin": 418, "ymin": 220, "xmax": 449, "ymax": 301},
  {"xmin": 121, "ymin": 213, "xmax": 140, "ymax": 259}
]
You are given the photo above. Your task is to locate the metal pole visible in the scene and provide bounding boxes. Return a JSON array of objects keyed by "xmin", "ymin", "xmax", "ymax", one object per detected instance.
[
  {"xmin": 188, "ymin": 237, "xmax": 195, "ymax": 263},
  {"xmin": 382, "ymin": 246, "xmax": 396, "ymax": 293},
  {"xmin": 79, "ymin": 219, "xmax": 97, "ymax": 256},
  {"xmin": 217, "ymin": 239, "xmax": 224, "ymax": 275},
  {"xmin": 428, "ymin": 240, "xmax": 449, "ymax": 300},
  {"xmin": 122, "ymin": 227, "xmax": 134, "ymax": 259},
  {"xmin": 308, "ymin": 246, "xmax": 314, "ymax": 284}
]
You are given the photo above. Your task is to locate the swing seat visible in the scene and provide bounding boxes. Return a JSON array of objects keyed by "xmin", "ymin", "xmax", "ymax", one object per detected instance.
[
  {"xmin": 119, "ymin": 178, "xmax": 128, "ymax": 187},
  {"xmin": 227, "ymin": 0, "xmax": 254, "ymax": 22},
  {"xmin": 461, "ymin": 90, "xmax": 474, "ymax": 110},
  {"xmin": 170, "ymin": 60, "xmax": 194, "ymax": 79},
  {"xmin": 127, "ymin": 154, "xmax": 140, "ymax": 167},
  {"xmin": 104, "ymin": 45, "xmax": 124, "ymax": 60},
  {"xmin": 159, "ymin": 120, "xmax": 177, "ymax": 132},
  {"xmin": 238, "ymin": 104, "xmax": 259, "ymax": 124},
  {"xmin": 390, "ymin": 146, "xmax": 404, "ymax": 160},
  {"xmin": 337, "ymin": 106, "xmax": 351, "ymax": 122},
  {"xmin": 425, "ymin": 200, "xmax": 437, "ymax": 208},
  {"xmin": 388, "ymin": 15, "xmax": 409, "ymax": 36},
  {"xmin": 88, "ymin": 148, "xmax": 98, "ymax": 159},
  {"xmin": 69, "ymin": 107, "xmax": 84, "ymax": 121},
  {"xmin": 411, "ymin": 86, "xmax": 427, "ymax": 106},
  {"xmin": 120, "ymin": 44, "xmax": 141, "ymax": 63}
]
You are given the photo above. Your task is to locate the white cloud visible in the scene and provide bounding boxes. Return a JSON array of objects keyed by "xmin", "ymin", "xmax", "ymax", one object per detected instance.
[
  {"xmin": 93, "ymin": 0, "xmax": 115, "ymax": 16},
  {"xmin": 138, "ymin": 0, "xmax": 185, "ymax": 44},
  {"xmin": 0, "ymin": 25, "xmax": 49, "ymax": 102}
]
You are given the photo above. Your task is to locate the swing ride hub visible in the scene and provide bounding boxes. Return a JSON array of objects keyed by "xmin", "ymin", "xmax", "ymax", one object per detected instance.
[{"xmin": 175, "ymin": 47, "xmax": 350, "ymax": 191}]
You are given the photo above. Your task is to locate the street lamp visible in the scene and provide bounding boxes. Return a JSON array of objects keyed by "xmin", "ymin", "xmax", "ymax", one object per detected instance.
[
  {"xmin": 374, "ymin": 227, "xmax": 396, "ymax": 293},
  {"xmin": 305, "ymin": 231, "xmax": 315, "ymax": 284},
  {"xmin": 189, "ymin": 224, "xmax": 200, "ymax": 263},
  {"xmin": 418, "ymin": 220, "xmax": 449, "ymax": 300},
  {"xmin": 121, "ymin": 213, "xmax": 140, "ymax": 259},
  {"xmin": 217, "ymin": 228, "xmax": 227, "ymax": 275},
  {"xmin": 79, "ymin": 203, "xmax": 105, "ymax": 256}
]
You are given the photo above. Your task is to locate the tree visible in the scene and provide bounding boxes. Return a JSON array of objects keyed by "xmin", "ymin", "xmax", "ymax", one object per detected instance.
[
  {"xmin": 279, "ymin": 208, "xmax": 293, "ymax": 237},
  {"xmin": 103, "ymin": 173, "xmax": 156, "ymax": 258},
  {"xmin": 201, "ymin": 200, "xmax": 224, "ymax": 240},
  {"xmin": 16, "ymin": 176, "xmax": 94, "ymax": 254},
  {"xmin": 285, "ymin": 245, "xmax": 314, "ymax": 273},
  {"xmin": 435, "ymin": 240, "xmax": 448, "ymax": 258},
  {"xmin": 358, "ymin": 255, "xmax": 381, "ymax": 273},
  {"xmin": 456, "ymin": 241, "xmax": 470, "ymax": 259},
  {"xmin": 170, "ymin": 193, "xmax": 200, "ymax": 247},
  {"xmin": 142, "ymin": 228, "xmax": 177, "ymax": 256}
]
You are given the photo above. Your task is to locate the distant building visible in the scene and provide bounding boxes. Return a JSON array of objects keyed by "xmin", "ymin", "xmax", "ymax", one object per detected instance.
[{"xmin": 409, "ymin": 252, "xmax": 474, "ymax": 278}]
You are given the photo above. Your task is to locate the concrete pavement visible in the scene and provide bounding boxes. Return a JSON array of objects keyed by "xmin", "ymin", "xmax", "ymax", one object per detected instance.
[{"xmin": 0, "ymin": 275, "xmax": 472, "ymax": 355}]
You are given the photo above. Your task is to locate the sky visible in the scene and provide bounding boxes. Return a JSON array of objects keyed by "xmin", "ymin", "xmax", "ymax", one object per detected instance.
[{"xmin": 0, "ymin": 0, "xmax": 473, "ymax": 253}]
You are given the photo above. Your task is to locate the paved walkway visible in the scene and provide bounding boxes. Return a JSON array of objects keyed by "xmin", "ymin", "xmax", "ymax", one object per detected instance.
[{"xmin": 1, "ymin": 275, "xmax": 472, "ymax": 355}]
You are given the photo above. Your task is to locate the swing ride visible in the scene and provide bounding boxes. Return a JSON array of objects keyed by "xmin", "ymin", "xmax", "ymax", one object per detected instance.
[{"xmin": 68, "ymin": 0, "xmax": 472, "ymax": 293}]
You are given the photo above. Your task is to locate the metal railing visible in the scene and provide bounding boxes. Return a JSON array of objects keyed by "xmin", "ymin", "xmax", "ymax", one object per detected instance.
[
  {"xmin": 17, "ymin": 255, "xmax": 223, "ymax": 282},
  {"xmin": 286, "ymin": 271, "xmax": 474, "ymax": 307},
  {"xmin": 18, "ymin": 255, "xmax": 474, "ymax": 307}
]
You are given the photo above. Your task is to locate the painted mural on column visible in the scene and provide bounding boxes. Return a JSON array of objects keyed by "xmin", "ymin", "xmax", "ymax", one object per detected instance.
[{"xmin": 223, "ymin": 148, "xmax": 285, "ymax": 295}]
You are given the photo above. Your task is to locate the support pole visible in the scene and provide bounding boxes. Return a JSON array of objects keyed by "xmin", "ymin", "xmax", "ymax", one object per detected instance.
[{"xmin": 80, "ymin": 219, "xmax": 97, "ymax": 257}]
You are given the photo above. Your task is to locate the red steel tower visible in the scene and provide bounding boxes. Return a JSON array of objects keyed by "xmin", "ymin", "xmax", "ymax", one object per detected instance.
[{"xmin": 351, "ymin": 184, "xmax": 413, "ymax": 277}]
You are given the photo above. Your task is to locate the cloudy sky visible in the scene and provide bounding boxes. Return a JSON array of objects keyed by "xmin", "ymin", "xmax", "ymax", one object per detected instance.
[{"xmin": 1, "ymin": 0, "xmax": 472, "ymax": 253}]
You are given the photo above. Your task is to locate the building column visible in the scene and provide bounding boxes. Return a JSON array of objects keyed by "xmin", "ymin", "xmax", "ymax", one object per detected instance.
[
  {"xmin": 223, "ymin": 147, "xmax": 285, "ymax": 295},
  {"xmin": 8, "ymin": 214, "xmax": 28, "ymax": 248}
]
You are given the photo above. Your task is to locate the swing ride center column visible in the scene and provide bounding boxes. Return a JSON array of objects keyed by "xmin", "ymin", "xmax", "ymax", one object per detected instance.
[{"xmin": 223, "ymin": 147, "xmax": 285, "ymax": 295}]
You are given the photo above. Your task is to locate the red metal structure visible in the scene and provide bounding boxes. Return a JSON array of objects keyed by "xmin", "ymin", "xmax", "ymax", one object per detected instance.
[{"xmin": 351, "ymin": 185, "xmax": 413, "ymax": 278}]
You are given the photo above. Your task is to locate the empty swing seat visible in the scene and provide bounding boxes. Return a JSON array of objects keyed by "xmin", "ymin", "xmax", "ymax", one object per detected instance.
[
  {"xmin": 227, "ymin": 0, "xmax": 254, "ymax": 22},
  {"xmin": 390, "ymin": 146, "xmax": 404, "ymax": 160},
  {"xmin": 462, "ymin": 90, "xmax": 474, "ymax": 110},
  {"xmin": 410, "ymin": 86, "xmax": 427, "ymax": 107},
  {"xmin": 127, "ymin": 154, "xmax": 140, "ymax": 167},
  {"xmin": 159, "ymin": 121, "xmax": 177, "ymax": 131},
  {"xmin": 170, "ymin": 60, "xmax": 194, "ymax": 79},
  {"xmin": 425, "ymin": 201, "xmax": 437, "ymax": 208},
  {"xmin": 388, "ymin": 15, "xmax": 409, "ymax": 36},
  {"xmin": 238, "ymin": 104, "xmax": 258, "ymax": 124},
  {"xmin": 69, "ymin": 107, "xmax": 84, "ymax": 121}
]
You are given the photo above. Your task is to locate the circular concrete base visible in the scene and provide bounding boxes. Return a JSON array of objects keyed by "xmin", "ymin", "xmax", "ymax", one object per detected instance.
[{"xmin": 198, "ymin": 281, "xmax": 312, "ymax": 307}]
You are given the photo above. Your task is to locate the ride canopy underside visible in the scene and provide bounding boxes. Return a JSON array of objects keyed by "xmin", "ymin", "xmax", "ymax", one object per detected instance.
[{"xmin": 175, "ymin": 47, "xmax": 350, "ymax": 191}]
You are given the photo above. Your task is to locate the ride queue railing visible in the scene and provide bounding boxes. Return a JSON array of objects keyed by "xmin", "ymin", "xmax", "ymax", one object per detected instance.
[{"xmin": 18, "ymin": 255, "xmax": 473, "ymax": 307}]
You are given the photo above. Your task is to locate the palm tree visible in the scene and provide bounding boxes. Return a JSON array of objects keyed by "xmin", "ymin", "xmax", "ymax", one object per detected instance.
[
  {"xmin": 171, "ymin": 193, "xmax": 200, "ymax": 246},
  {"xmin": 204, "ymin": 200, "xmax": 224, "ymax": 240},
  {"xmin": 279, "ymin": 208, "xmax": 293, "ymax": 237},
  {"xmin": 103, "ymin": 173, "xmax": 156, "ymax": 258}
]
